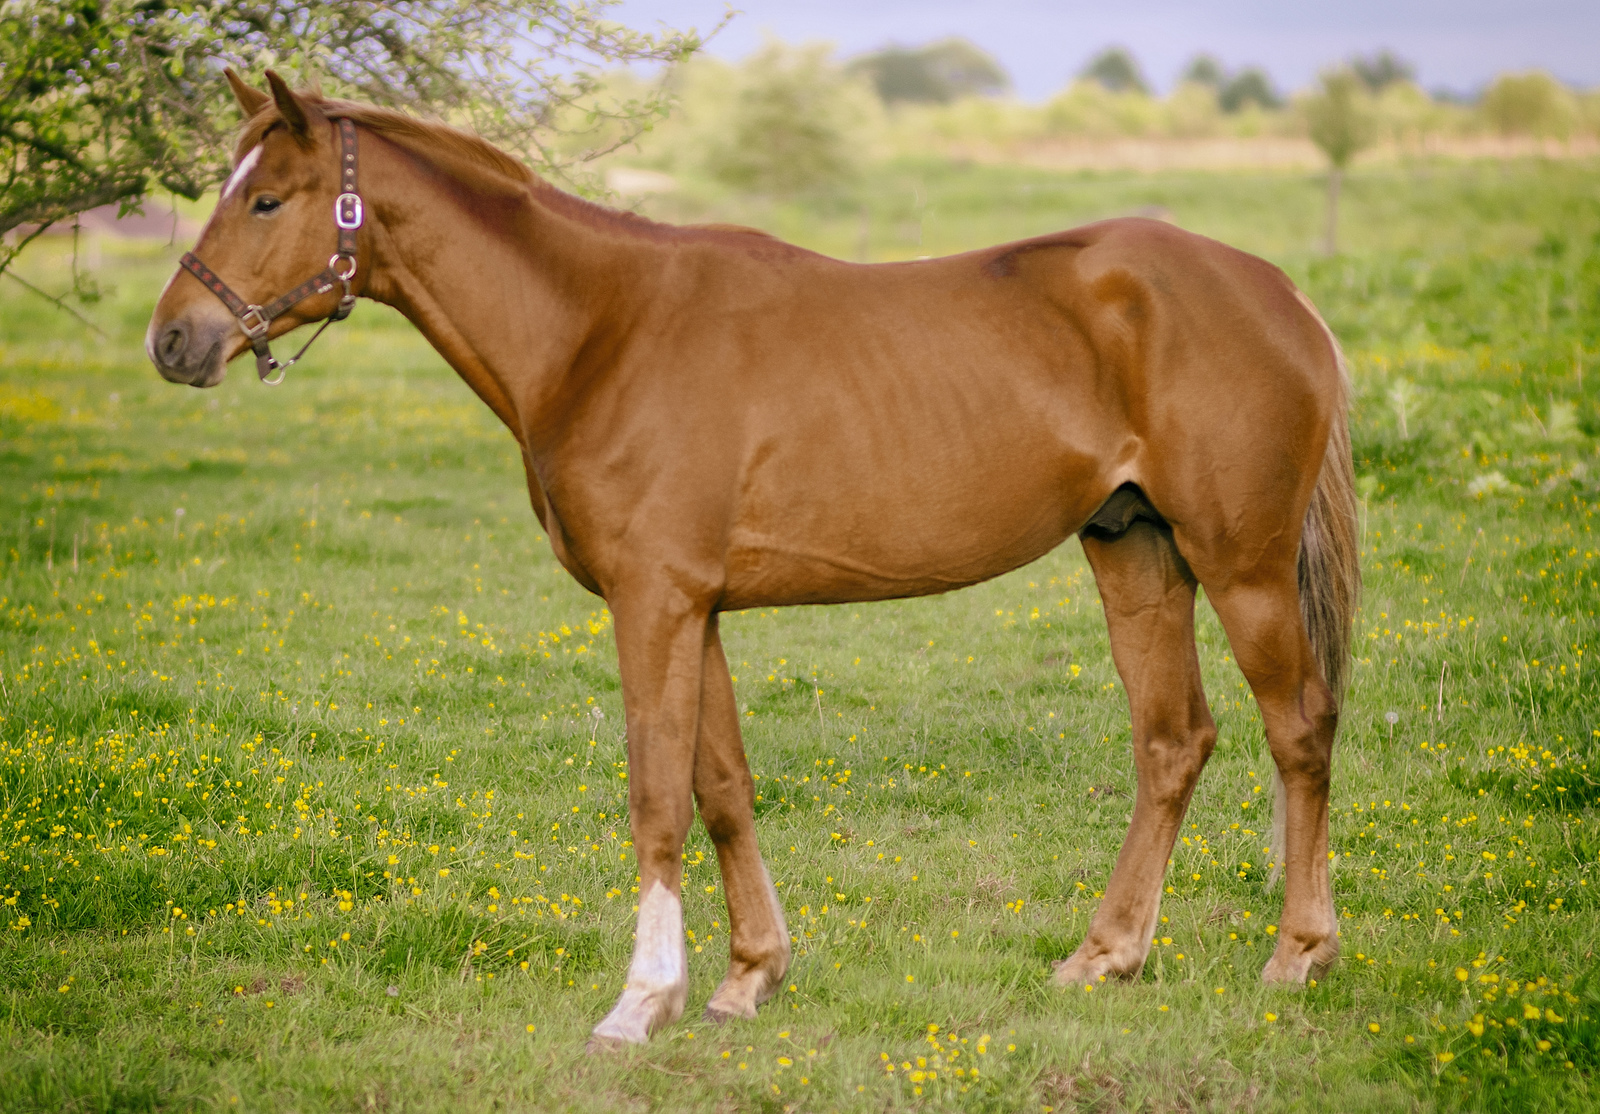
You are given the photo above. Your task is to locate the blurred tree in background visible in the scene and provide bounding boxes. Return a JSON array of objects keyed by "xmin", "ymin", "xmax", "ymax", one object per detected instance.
[
  {"xmin": 1181, "ymin": 55, "xmax": 1226, "ymax": 89},
  {"xmin": 1303, "ymin": 69, "xmax": 1378, "ymax": 255},
  {"xmin": 1350, "ymin": 50, "xmax": 1415, "ymax": 92},
  {"xmin": 702, "ymin": 43, "xmax": 874, "ymax": 197},
  {"xmin": 0, "ymin": 0, "xmax": 706, "ymax": 278},
  {"xmin": 1080, "ymin": 48, "xmax": 1148, "ymax": 95},
  {"xmin": 1179, "ymin": 55, "xmax": 1280, "ymax": 113},
  {"xmin": 846, "ymin": 38, "xmax": 1008, "ymax": 105},
  {"xmin": 1219, "ymin": 68, "xmax": 1281, "ymax": 112},
  {"xmin": 1480, "ymin": 72, "xmax": 1578, "ymax": 138}
]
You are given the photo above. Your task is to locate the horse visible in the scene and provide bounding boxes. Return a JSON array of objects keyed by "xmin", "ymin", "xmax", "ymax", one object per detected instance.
[{"xmin": 146, "ymin": 71, "xmax": 1360, "ymax": 1049}]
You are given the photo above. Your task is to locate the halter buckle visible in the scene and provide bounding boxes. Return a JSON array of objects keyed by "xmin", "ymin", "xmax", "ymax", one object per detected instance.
[
  {"xmin": 238, "ymin": 305, "xmax": 269, "ymax": 338},
  {"xmin": 334, "ymin": 192, "xmax": 363, "ymax": 230}
]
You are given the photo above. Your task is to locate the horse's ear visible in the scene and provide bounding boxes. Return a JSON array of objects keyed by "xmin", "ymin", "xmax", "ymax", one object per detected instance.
[
  {"xmin": 264, "ymin": 70, "xmax": 313, "ymax": 144},
  {"xmin": 225, "ymin": 67, "xmax": 269, "ymax": 118}
]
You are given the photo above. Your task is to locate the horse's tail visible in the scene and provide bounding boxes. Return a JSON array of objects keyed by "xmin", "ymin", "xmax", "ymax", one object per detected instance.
[{"xmin": 1271, "ymin": 293, "xmax": 1361, "ymax": 887}]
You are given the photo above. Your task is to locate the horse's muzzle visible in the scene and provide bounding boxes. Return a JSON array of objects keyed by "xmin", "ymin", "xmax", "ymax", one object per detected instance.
[{"xmin": 146, "ymin": 314, "xmax": 229, "ymax": 387}]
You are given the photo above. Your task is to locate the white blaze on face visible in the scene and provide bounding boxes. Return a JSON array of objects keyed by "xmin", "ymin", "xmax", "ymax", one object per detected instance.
[
  {"xmin": 221, "ymin": 146, "xmax": 263, "ymax": 202},
  {"xmin": 591, "ymin": 880, "xmax": 687, "ymax": 1045}
]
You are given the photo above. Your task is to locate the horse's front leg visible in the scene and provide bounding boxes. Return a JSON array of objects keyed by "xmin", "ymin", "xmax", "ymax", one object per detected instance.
[
  {"xmin": 589, "ymin": 590, "xmax": 710, "ymax": 1049},
  {"xmin": 694, "ymin": 615, "xmax": 790, "ymax": 1021}
]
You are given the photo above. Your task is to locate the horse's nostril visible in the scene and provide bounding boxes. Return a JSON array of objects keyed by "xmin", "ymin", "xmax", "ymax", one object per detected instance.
[{"xmin": 159, "ymin": 325, "xmax": 188, "ymax": 364}]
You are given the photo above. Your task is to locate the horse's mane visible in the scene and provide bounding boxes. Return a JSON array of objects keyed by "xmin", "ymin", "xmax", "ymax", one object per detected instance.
[
  {"xmin": 233, "ymin": 93, "xmax": 783, "ymax": 247},
  {"xmin": 237, "ymin": 95, "xmax": 537, "ymax": 195}
]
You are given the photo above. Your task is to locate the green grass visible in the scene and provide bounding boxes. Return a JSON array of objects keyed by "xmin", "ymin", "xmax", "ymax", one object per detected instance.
[{"xmin": 1, "ymin": 156, "xmax": 1597, "ymax": 1112}]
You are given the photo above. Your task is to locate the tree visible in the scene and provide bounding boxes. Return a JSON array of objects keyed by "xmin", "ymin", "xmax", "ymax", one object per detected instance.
[
  {"xmin": 704, "ymin": 43, "xmax": 872, "ymax": 197},
  {"xmin": 1303, "ymin": 69, "xmax": 1377, "ymax": 256},
  {"xmin": 1181, "ymin": 54, "xmax": 1225, "ymax": 89},
  {"xmin": 1219, "ymin": 68, "xmax": 1281, "ymax": 112},
  {"xmin": 1351, "ymin": 50, "xmax": 1415, "ymax": 93},
  {"xmin": 0, "ymin": 0, "xmax": 709, "ymax": 279},
  {"xmin": 1179, "ymin": 56, "xmax": 1279, "ymax": 113},
  {"xmin": 1080, "ymin": 48, "xmax": 1148, "ymax": 95},
  {"xmin": 1, "ymin": 2, "xmax": 217, "ymax": 276},
  {"xmin": 846, "ymin": 38, "xmax": 1008, "ymax": 105},
  {"xmin": 1479, "ymin": 71, "xmax": 1576, "ymax": 138}
]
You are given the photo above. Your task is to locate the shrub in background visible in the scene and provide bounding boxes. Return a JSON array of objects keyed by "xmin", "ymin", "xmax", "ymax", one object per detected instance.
[
  {"xmin": 1480, "ymin": 72, "xmax": 1580, "ymax": 138},
  {"xmin": 846, "ymin": 39, "xmax": 1010, "ymax": 105},
  {"xmin": 627, "ymin": 43, "xmax": 877, "ymax": 199}
]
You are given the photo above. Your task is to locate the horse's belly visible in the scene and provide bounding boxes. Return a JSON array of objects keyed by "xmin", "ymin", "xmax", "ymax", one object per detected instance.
[{"xmin": 719, "ymin": 441, "xmax": 1106, "ymax": 609}]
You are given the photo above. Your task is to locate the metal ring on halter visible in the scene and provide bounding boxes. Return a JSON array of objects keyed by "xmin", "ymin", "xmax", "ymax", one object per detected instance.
[
  {"xmin": 329, "ymin": 252, "xmax": 358, "ymax": 281},
  {"xmin": 260, "ymin": 361, "xmax": 288, "ymax": 387}
]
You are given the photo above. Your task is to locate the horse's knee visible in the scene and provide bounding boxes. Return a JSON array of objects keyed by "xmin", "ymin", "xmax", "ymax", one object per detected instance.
[
  {"xmin": 697, "ymin": 798, "xmax": 752, "ymax": 845},
  {"xmin": 694, "ymin": 772, "xmax": 754, "ymax": 844},
  {"xmin": 629, "ymin": 799, "xmax": 695, "ymax": 874}
]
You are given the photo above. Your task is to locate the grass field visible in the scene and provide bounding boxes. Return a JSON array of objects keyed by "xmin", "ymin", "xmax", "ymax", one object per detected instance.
[{"xmin": 1, "ymin": 156, "xmax": 1598, "ymax": 1112}]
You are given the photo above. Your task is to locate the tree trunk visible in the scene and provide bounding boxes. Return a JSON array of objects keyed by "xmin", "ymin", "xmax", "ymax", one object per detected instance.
[{"xmin": 1323, "ymin": 166, "xmax": 1343, "ymax": 257}]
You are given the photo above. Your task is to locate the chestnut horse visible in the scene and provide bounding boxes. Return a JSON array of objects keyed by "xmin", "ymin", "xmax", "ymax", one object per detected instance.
[{"xmin": 146, "ymin": 73, "xmax": 1359, "ymax": 1048}]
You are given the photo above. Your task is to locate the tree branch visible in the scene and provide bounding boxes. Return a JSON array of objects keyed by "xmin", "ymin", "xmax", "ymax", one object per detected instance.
[
  {"xmin": 0, "ymin": 179, "xmax": 148, "ymax": 239},
  {"xmin": 1, "ymin": 270, "xmax": 110, "ymax": 339}
]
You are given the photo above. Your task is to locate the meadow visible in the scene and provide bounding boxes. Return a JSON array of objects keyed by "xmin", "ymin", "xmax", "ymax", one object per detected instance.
[{"xmin": 1, "ymin": 155, "xmax": 1597, "ymax": 1112}]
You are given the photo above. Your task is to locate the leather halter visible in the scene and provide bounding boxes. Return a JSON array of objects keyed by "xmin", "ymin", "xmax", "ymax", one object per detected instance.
[{"xmin": 180, "ymin": 117, "xmax": 362, "ymax": 385}]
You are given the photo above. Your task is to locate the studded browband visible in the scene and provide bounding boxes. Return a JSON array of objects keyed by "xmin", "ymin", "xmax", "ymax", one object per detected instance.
[{"xmin": 180, "ymin": 116, "xmax": 362, "ymax": 385}]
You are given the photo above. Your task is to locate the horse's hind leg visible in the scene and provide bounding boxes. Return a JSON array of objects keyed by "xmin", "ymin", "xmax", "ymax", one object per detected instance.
[
  {"xmin": 1054, "ymin": 517, "xmax": 1217, "ymax": 987},
  {"xmin": 1203, "ymin": 577, "xmax": 1339, "ymax": 982},
  {"xmin": 694, "ymin": 615, "xmax": 791, "ymax": 1021}
]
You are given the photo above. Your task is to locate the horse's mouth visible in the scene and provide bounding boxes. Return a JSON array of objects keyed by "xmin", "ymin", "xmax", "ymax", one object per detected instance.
[
  {"xmin": 152, "ymin": 334, "xmax": 226, "ymax": 388},
  {"xmin": 190, "ymin": 349, "xmax": 228, "ymax": 388}
]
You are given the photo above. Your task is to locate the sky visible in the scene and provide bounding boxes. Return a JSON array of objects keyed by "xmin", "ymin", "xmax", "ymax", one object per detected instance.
[{"xmin": 612, "ymin": 0, "xmax": 1600, "ymax": 101}]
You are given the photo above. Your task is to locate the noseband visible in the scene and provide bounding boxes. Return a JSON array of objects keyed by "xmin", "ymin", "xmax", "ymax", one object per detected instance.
[{"xmin": 180, "ymin": 117, "xmax": 362, "ymax": 385}]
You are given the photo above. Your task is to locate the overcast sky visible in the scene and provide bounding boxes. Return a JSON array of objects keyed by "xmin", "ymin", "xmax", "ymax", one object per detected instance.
[{"xmin": 613, "ymin": 0, "xmax": 1600, "ymax": 101}]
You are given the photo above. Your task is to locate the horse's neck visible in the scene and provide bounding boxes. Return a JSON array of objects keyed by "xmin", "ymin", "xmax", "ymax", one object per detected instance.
[{"xmin": 365, "ymin": 150, "xmax": 639, "ymax": 435}]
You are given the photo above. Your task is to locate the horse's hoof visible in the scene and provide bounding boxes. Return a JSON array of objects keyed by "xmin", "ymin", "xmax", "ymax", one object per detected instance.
[
  {"xmin": 590, "ymin": 978, "xmax": 687, "ymax": 1049},
  {"xmin": 1260, "ymin": 960, "xmax": 1308, "ymax": 985},
  {"xmin": 703, "ymin": 981, "xmax": 763, "ymax": 1023},
  {"xmin": 703, "ymin": 998, "xmax": 758, "ymax": 1024},
  {"xmin": 586, "ymin": 1034, "xmax": 627, "ymax": 1055},
  {"xmin": 702, "ymin": 960, "xmax": 781, "ymax": 1024},
  {"xmin": 1261, "ymin": 940, "xmax": 1338, "ymax": 984},
  {"xmin": 1052, "ymin": 948, "xmax": 1137, "ymax": 989},
  {"xmin": 1052, "ymin": 960, "xmax": 1107, "ymax": 990}
]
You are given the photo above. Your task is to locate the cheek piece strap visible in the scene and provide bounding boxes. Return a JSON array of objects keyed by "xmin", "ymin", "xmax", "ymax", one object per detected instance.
[{"xmin": 179, "ymin": 116, "xmax": 362, "ymax": 385}]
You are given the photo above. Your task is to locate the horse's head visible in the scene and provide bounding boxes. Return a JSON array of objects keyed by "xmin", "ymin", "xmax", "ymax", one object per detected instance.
[{"xmin": 147, "ymin": 71, "xmax": 362, "ymax": 387}]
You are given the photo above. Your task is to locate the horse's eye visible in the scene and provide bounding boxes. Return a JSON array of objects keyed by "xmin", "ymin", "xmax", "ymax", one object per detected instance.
[{"xmin": 250, "ymin": 196, "xmax": 282, "ymax": 215}]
